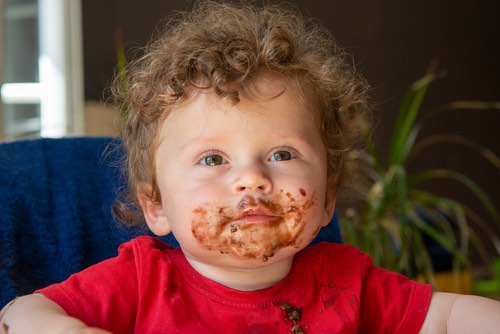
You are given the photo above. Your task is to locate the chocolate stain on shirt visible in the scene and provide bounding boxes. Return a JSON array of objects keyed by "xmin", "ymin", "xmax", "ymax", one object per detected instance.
[{"xmin": 280, "ymin": 303, "xmax": 305, "ymax": 334}]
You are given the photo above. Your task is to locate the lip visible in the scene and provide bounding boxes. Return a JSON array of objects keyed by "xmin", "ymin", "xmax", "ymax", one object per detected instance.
[
  {"xmin": 232, "ymin": 207, "xmax": 279, "ymax": 224},
  {"xmin": 233, "ymin": 213, "xmax": 278, "ymax": 223}
]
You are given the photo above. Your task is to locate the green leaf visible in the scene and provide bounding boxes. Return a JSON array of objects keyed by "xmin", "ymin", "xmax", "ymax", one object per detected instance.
[
  {"xmin": 409, "ymin": 133, "xmax": 500, "ymax": 169},
  {"xmin": 344, "ymin": 64, "xmax": 499, "ymax": 283},
  {"xmin": 422, "ymin": 100, "xmax": 500, "ymax": 124},
  {"xmin": 388, "ymin": 72, "xmax": 438, "ymax": 166},
  {"xmin": 409, "ymin": 169, "xmax": 499, "ymax": 223}
]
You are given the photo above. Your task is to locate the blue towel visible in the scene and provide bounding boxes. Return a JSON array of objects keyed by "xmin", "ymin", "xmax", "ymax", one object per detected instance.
[
  {"xmin": 0, "ymin": 137, "xmax": 134, "ymax": 306},
  {"xmin": 0, "ymin": 137, "xmax": 341, "ymax": 307}
]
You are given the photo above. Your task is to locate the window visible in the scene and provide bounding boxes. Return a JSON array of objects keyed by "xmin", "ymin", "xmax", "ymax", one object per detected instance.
[{"xmin": 0, "ymin": 0, "xmax": 83, "ymax": 139}]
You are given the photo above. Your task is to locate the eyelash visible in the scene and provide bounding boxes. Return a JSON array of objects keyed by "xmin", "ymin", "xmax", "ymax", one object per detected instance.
[
  {"xmin": 196, "ymin": 146, "xmax": 300, "ymax": 166},
  {"xmin": 269, "ymin": 146, "xmax": 299, "ymax": 161},
  {"xmin": 197, "ymin": 150, "xmax": 228, "ymax": 166}
]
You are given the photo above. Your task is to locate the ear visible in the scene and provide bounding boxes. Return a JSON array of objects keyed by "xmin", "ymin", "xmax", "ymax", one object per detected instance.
[
  {"xmin": 321, "ymin": 174, "xmax": 337, "ymax": 227},
  {"xmin": 137, "ymin": 183, "xmax": 172, "ymax": 236}
]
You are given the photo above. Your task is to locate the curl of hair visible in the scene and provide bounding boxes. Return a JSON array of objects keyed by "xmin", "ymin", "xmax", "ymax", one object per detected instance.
[{"xmin": 111, "ymin": 1, "xmax": 372, "ymax": 227}]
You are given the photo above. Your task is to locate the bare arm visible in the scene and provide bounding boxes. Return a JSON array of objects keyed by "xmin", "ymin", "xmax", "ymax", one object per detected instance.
[
  {"xmin": 420, "ymin": 292, "xmax": 500, "ymax": 333},
  {"xmin": 0, "ymin": 294, "xmax": 111, "ymax": 334}
]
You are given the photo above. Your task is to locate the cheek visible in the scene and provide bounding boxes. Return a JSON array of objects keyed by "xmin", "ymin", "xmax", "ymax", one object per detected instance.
[
  {"xmin": 164, "ymin": 185, "xmax": 225, "ymax": 237},
  {"xmin": 299, "ymin": 191, "xmax": 327, "ymax": 241}
]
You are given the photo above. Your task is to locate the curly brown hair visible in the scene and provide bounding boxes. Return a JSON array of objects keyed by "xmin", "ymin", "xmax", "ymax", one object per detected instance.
[{"xmin": 112, "ymin": 0, "xmax": 371, "ymax": 226}]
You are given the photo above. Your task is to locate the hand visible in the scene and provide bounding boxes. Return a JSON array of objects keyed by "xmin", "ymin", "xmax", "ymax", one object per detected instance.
[{"xmin": 1, "ymin": 294, "xmax": 115, "ymax": 334}]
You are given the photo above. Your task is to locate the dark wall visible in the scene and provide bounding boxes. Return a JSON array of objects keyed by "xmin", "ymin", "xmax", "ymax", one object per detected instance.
[
  {"xmin": 82, "ymin": 0, "xmax": 183, "ymax": 99},
  {"xmin": 82, "ymin": 0, "xmax": 500, "ymax": 236}
]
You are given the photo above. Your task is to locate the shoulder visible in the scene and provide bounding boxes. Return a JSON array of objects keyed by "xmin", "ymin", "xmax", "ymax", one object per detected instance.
[
  {"xmin": 117, "ymin": 235, "xmax": 181, "ymax": 275},
  {"xmin": 89, "ymin": 236, "xmax": 179, "ymax": 278},
  {"xmin": 294, "ymin": 242, "xmax": 375, "ymax": 287},
  {"xmin": 35, "ymin": 236, "xmax": 179, "ymax": 333},
  {"xmin": 119, "ymin": 235, "xmax": 175, "ymax": 252},
  {"xmin": 116, "ymin": 236, "xmax": 176, "ymax": 259},
  {"xmin": 301, "ymin": 242, "xmax": 373, "ymax": 268}
]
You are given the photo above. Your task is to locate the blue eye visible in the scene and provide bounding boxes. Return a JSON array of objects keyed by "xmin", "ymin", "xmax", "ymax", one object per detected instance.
[
  {"xmin": 200, "ymin": 154, "xmax": 227, "ymax": 166},
  {"xmin": 270, "ymin": 150, "xmax": 294, "ymax": 161}
]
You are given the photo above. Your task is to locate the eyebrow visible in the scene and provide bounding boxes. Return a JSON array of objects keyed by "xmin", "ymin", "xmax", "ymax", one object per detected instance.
[
  {"xmin": 177, "ymin": 133, "xmax": 228, "ymax": 151},
  {"xmin": 178, "ymin": 129, "xmax": 314, "ymax": 152}
]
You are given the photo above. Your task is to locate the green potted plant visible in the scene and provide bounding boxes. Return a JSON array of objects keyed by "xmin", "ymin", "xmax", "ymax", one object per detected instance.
[{"xmin": 339, "ymin": 64, "xmax": 500, "ymax": 293}]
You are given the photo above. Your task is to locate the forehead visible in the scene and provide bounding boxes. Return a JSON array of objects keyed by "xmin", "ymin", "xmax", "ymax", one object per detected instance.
[
  {"xmin": 157, "ymin": 76, "xmax": 320, "ymax": 144},
  {"xmin": 163, "ymin": 74, "xmax": 318, "ymax": 125}
]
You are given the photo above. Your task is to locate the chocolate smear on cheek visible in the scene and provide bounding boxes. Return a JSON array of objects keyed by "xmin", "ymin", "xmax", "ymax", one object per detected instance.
[{"xmin": 191, "ymin": 190, "xmax": 316, "ymax": 261}]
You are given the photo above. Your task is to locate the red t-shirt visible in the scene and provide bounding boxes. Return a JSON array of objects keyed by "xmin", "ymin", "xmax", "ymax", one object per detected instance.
[{"xmin": 37, "ymin": 236, "xmax": 432, "ymax": 333}]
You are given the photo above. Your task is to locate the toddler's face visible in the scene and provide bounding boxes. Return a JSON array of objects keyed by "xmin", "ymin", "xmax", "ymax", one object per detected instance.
[{"xmin": 142, "ymin": 78, "xmax": 335, "ymax": 269}]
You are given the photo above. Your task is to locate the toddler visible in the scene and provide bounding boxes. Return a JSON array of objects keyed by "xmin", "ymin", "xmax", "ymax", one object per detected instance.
[{"xmin": 2, "ymin": 1, "xmax": 500, "ymax": 333}]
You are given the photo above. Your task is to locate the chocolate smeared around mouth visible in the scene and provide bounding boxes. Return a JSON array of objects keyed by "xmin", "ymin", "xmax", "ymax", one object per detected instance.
[{"xmin": 191, "ymin": 189, "xmax": 317, "ymax": 261}]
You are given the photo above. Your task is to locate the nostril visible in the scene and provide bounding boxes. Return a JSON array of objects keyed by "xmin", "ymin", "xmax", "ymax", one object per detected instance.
[{"xmin": 234, "ymin": 182, "xmax": 270, "ymax": 193}]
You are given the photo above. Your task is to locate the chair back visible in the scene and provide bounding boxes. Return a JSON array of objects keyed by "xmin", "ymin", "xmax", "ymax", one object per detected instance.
[{"xmin": 0, "ymin": 137, "xmax": 341, "ymax": 307}]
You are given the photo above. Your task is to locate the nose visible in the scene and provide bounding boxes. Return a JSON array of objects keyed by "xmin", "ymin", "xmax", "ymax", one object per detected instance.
[{"xmin": 232, "ymin": 164, "xmax": 273, "ymax": 194}]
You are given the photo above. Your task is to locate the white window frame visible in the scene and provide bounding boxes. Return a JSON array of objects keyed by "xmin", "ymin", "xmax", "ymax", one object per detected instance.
[{"xmin": 0, "ymin": 0, "xmax": 84, "ymax": 138}]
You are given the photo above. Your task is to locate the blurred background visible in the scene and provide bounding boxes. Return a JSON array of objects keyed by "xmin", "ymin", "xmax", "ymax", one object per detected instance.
[{"xmin": 1, "ymin": 0, "xmax": 499, "ymax": 283}]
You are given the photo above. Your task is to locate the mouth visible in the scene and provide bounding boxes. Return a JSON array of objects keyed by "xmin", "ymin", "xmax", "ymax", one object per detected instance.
[
  {"xmin": 233, "ymin": 213, "xmax": 279, "ymax": 224},
  {"xmin": 232, "ymin": 208, "xmax": 280, "ymax": 224},
  {"xmin": 191, "ymin": 191, "xmax": 315, "ymax": 261}
]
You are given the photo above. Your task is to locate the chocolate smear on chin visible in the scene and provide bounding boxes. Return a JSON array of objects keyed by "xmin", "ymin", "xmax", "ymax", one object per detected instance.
[{"xmin": 191, "ymin": 190, "xmax": 316, "ymax": 261}]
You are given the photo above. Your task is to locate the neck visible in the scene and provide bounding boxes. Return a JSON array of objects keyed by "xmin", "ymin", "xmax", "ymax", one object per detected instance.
[{"xmin": 184, "ymin": 255, "xmax": 294, "ymax": 291}]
